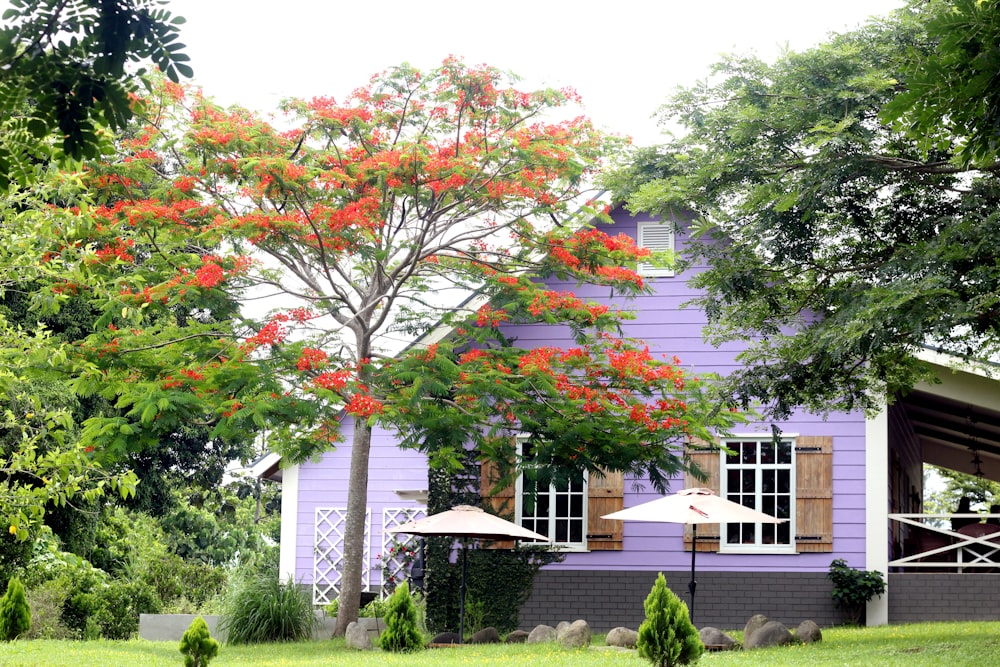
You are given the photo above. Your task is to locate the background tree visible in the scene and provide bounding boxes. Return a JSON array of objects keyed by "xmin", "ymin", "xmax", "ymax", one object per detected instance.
[
  {"xmin": 608, "ymin": 2, "xmax": 1000, "ymax": 417},
  {"xmin": 0, "ymin": 0, "xmax": 191, "ymax": 188}
]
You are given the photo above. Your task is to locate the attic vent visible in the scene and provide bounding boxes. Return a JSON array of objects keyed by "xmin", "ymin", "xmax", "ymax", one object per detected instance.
[{"xmin": 637, "ymin": 222, "xmax": 674, "ymax": 277}]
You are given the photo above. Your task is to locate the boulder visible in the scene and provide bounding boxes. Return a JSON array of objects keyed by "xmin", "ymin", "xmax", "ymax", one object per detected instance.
[
  {"xmin": 345, "ymin": 620, "xmax": 380, "ymax": 650},
  {"xmin": 606, "ymin": 626, "xmax": 639, "ymax": 649},
  {"xmin": 430, "ymin": 631, "xmax": 461, "ymax": 645},
  {"xmin": 699, "ymin": 626, "xmax": 738, "ymax": 650},
  {"xmin": 556, "ymin": 620, "xmax": 571, "ymax": 634},
  {"xmin": 743, "ymin": 614, "xmax": 770, "ymax": 645},
  {"xmin": 526, "ymin": 624, "xmax": 558, "ymax": 644},
  {"xmin": 557, "ymin": 619, "xmax": 591, "ymax": 648},
  {"xmin": 744, "ymin": 620, "xmax": 795, "ymax": 649},
  {"xmin": 470, "ymin": 627, "xmax": 501, "ymax": 644},
  {"xmin": 505, "ymin": 630, "xmax": 529, "ymax": 644},
  {"xmin": 795, "ymin": 620, "xmax": 822, "ymax": 644}
]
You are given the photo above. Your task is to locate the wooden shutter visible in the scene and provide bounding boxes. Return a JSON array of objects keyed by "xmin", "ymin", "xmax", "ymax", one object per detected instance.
[
  {"xmin": 587, "ymin": 468, "xmax": 624, "ymax": 551},
  {"xmin": 683, "ymin": 445, "xmax": 721, "ymax": 552},
  {"xmin": 795, "ymin": 436, "xmax": 833, "ymax": 553},
  {"xmin": 480, "ymin": 458, "xmax": 515, "ymax": 549}
]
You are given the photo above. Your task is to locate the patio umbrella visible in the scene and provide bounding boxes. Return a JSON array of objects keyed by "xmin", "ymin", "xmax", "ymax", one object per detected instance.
[
  {"xmin": 602, "ymin": 487, "xmax": 785, "ymax": 624},
  {"xmin": 388, "ymin": 504, "xmax": 549, "ymax": 641}
]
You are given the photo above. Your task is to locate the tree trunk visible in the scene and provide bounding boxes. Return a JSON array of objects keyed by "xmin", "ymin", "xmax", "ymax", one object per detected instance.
[{"xmin": 332, "ymin": 418, "xmax": 373, "ymax": 636}]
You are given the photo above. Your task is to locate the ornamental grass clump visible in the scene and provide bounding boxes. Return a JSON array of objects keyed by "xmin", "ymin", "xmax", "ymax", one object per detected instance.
[
  {"xmin": 637, "ymin": 573, "xmax": 703, "ymax": 667},
  {"xmin": 179, "ymin": 616, "xmax": 219, "ymax": 667},
  {"xmin": 219, "ymin": 572, "xmax": 315, "ymax": 644},
  {"xmin": 0, "ymin": 577, "xmax": 31, "ymax": 641},
  {"xmin": 378, "ymin": 581, "xmax": 424, "ymax": 653}
]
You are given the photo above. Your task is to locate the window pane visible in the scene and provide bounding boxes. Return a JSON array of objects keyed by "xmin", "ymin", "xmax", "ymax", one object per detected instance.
[
  {"xmin": 741, "ymin": 469, "xmax": 754, "ymax": 493},
  {"xmin": 777, "ymin": 440, "xmax": 792, "ymax": 464},
  {"xmin": 570, "ymin": 494, "xmax": 583, "ymax": 516},
  {"xmin": 761, "ymin": 442, "xmax": 775, "ymax": 464},
  {"xmin": 556, "ymin": 494, "xmax": 568, "ymax": 516},
  {"xmin": 570, "ymin": 520, "xmax": 583, "ymax": 543},
  {"xmin": 777, "ymin": 469, "xmax": 790, "ymax": 493},
  {"xmin": 556, "ymin": 519, "xmax": 568, "ymax": 542},
  {"xmin": 762, "ymin": 470, "xmax": 775, "ymax": 494},
  {"xmin": 741, "ymin": 442, "xmax": 757, "ymax": 464}
]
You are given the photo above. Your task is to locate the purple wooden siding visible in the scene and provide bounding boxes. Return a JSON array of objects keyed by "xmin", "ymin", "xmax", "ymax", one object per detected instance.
[
  {"xmin": 292, "ymin": 415, "xmax": 428, "ymax": 585},
  {"xmin": 290, "ymin": 207, "xmax": 869, "ymax": 582},
  {"xmin": 498, "ymin": 208, "xmax": 868, "ymax": 573}
]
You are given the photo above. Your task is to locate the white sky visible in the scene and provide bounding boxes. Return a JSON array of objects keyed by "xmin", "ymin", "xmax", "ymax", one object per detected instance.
[{"xmin": 166, "ymin": 0, "xmax": 905, "ymax": 147}]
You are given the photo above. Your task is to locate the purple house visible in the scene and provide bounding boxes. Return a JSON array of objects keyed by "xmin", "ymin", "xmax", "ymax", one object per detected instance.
[{"xmin": 271, "ymin": 208, "xmax": 1000, "ymax": 630}]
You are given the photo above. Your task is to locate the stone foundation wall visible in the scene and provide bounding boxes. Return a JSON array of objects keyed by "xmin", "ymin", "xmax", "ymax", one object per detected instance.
[
  {"xmin": 518, "ymin": 569, "xmax": 841, "ymax": 632},
  {"xmin": 888, "ymin": 573, "xmax": 1000, "ymax": 623}
]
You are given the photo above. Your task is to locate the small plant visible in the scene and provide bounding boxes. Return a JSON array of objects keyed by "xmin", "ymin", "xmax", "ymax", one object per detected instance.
[
  {"xmin": 359, "ymin": 596, "xmax": 389, "ymax": 618},
  {"xmin": 323, "ymin": 598, "xmax": 339, "ymax": 618},
  {"xmin": 0, "ymin": 577, "xmax": 31, "ymax": 641},
  {"xmin": 637, "ymin": 573, "xmax": 703, "ymax": 667},
  {"xmin": 378, "ymin": 581, "xmax": 424, "ymax": 653},
  {"xmin": 220, "ymin": 571, "xmax": 315, "ymax": 644},
  {"xmin": 828, "ymin": 558, "xmax": 886, "ymax": 625},
  {"xmin": 179, "ymin": 616, "xmax": 220, "ymax": 667}
]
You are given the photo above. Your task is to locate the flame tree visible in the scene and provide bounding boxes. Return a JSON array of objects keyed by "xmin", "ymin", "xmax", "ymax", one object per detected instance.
[{"xmin": 12, "ymin": 59, "xmax": 744, "ymax": 632}]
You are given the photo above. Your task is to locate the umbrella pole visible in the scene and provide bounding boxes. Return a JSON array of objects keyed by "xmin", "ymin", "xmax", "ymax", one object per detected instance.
[
  {"xmin": 688, "ymin": 525, "xmax": 697, "ymax": 625},
  {"xmin": 458, "ymin": 538, "xmax": 468, "ymax": 644}
]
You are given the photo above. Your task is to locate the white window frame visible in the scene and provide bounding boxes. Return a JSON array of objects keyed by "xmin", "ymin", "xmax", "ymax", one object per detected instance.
[
  {"xmin": 514, "ymin": 437, "xmax": 589, "ymax": 552},
  {"xmin": 718, "ymin": 435, "xmax": 797, "ymax": 555},
  {"xmin": 637, "ymin": 220, "xmax": 675, "ymax": 277}
]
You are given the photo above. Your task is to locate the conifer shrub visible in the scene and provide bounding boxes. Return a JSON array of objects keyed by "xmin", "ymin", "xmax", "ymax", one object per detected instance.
[
  {"xmin": 378, "ymin": 581, "xmax": 424, "ymax": 653},
  {"xmin": 0, "ymin": 578, "xmax": 31, "ymax": 641},
  {"xmin": 637, "ymin": 573, "xmax": 703, "ymax": 667},
  {"xmin": 179, "ymin": 615, "xmax": 220, "ymax": 667}
]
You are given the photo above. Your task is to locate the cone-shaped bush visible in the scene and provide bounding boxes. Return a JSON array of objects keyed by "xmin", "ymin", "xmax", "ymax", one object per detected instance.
[
  {"xmin": 378, "ymin": 581, "xmax": 424, "ymax": 653},
  {"xmin": 180, "ymin": 616, "xmax": 220, "ymax": 667},
  {"xmin": 637, "ymin": 573, "xmax": 703, "ymax": 667},
  {"xmin": 0, "ymin": 578, "xmax": 31, "ymax": 641}
]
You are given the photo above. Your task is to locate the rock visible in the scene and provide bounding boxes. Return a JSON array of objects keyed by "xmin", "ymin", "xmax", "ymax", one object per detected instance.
[
  {"xmin": 470, "ymin": 627, "xmax": 501, "ymax": 644},
  {"xmin": 699, "ymin": 626, "xmax": 738, "ymax": 650},
  {"xmin": 430, "ymin": 631, "xmax": 461, "ymax": 645},
  {"xmin": 556, "ymin": 620, "xmax": 571, "ymax": 633},
  {"xmin": 505, "ymin": 630, "xmax": 529, "ymax": 644},
  {"xmin": 557, "ymin": 619, "xmax": 591, "ymax": 648},
  {"xmin": 606, "ymin": 626, "xmax": 639, "ymax": 648},
  {"xmin": 526, "ymin": 624, "xmax": 558, "ymax": 644},
  {"xmin": 345, "ymin": 620, "xmax": 382, "ymax": 650},
  {"xmin": 743, "ymin": 614, "xmax": 770, "ymax": 645},
  {"xmin": 744, "ymin": 621, "xmax": 795, "ymax": 649},
  {"xmin": 795, "ymin": 620, "xmax": 822, "ymax": 643}
]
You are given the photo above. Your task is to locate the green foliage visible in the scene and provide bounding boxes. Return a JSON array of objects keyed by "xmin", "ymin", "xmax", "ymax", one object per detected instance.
[
  {"xmin": 0, "ymin": 0, "xmax": 191, "ymax": 185},
  {"xmin": 179, "ymin": 616, "xmax": 220, "ymax": 667},
  {"xmin": 423, "ymin": 459, "xmax": 562, "ymax": 635},
  {"xmin": 359, "ymin": 596, "xmax": 390, "ymax": 618},
  {"xmin": 828, "ymin": 559, "xmax": 886, "ymax": 626},
  {"xmin": 610, "ymin": 5, "xmax": 1000, "ymax": 418},
  {"xmin": 219, "ymin": 571, "xmax": 315, "ymax": 645},
  {"xmin": 23, "ymin": 579, "xmax": 74, "ymax": 640},
  {"xmin": 92, "ymin": 578, "xmax": 161, "ymax": 639},
  {"xmin": 636, "ymin": 574, "xmax": 703, "ymax": 667},
  {"xmin": 0, "ymin": 577, "xmax": 31, "ymax": 641},
  {"xmin": 378, "ymin": 582, "xmax": 424, "ymax": 653},
  {"xmin": 924, "ymin": 465, "xmax": 1000, "ymax": 519}
]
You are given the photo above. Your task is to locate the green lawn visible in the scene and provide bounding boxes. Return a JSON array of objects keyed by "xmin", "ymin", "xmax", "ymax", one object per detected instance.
[{"xmin": 2, "ymin": 622, "xmax": 1000, "ymax": 667}]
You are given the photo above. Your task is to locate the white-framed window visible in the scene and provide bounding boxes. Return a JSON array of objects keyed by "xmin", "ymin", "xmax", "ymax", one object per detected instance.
[
  {"xmin": 515, "ymin": 437, "xmax": 588, "ymax": 551},
  {"xmin": 637, "ymin": 220, "xmax": 674, "ymax": 277},
  {"xmin": 719, "ymin": 436, "xmax": 796, "ymax": 554}
]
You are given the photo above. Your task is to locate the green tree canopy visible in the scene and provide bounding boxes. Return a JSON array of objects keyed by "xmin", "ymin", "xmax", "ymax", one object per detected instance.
[{"xmin": 609, "ymin": 2, "xmax": 1000, "ymax": 418}]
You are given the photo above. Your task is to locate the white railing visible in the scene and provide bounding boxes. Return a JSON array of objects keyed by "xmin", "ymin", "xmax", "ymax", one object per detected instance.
[{"xmin": 889, "ymin": 513, "xmax": 1000, "ymax": 572}]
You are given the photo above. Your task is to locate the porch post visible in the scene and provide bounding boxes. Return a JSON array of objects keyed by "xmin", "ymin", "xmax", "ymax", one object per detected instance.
[
  {"xmin": 279, "ymin": 463, "xmax": 300, "ymax": 582},
  {"xmin": 865, "ymin": 404, "xmax": 889, "ymax": 626}
]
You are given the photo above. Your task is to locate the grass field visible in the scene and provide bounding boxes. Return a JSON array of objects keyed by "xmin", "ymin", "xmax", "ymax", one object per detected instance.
[{"xmin": 2, "ymin": 622, "xmax": 1000, "ymax": 667}]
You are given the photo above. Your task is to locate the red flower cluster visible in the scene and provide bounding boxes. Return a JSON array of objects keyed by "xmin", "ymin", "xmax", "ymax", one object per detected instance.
[
  {"xmin": 297, "ymin": 348, "xmax": 328, "ymax": 371},
  {"xmin": 346, "ymin": 394, "xmax": 384, "ymax": 418}
]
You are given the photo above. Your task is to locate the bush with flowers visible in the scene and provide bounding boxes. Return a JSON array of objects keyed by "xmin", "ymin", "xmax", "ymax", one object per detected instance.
[{"xmin": 378, "ymin": 537, "xmax": 421, "ymax": 596}]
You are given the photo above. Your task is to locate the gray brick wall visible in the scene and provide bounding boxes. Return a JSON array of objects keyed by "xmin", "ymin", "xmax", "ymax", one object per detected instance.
[
  {"xmin": 889, "ymin": 573, "xmax": 1000, "ymax": 623},
  {"xmin": 518, "ymin": 570, "xmax": 842, "ymax": 631}
]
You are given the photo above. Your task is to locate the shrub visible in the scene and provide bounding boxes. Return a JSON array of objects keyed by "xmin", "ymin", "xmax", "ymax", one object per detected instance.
[
  {"xmin": 220, "ymin": 572, "xmax": 315, "ymax": 644},
  {"xmin": 378, "ymin": 581, "xmax": 424, "ymax": 653},
  {"xmin": 24, "ymin": 580, "xmax": 74, "ymax": 640},
  {"xmin": 359, "ymin": 596, "xmax": 389, "ymax": 618},
  {"xmin": 828, "ymin": 558, "xmax": 886, "ymax": 625},
  {"xmin": 92, "ymin": 579, "xmax": 161, "ymax": 640},
  {"xmin": 179, "ymin": 616, "xmax": 220, "ymax": 667},
  {"xmin": 637, "ymin": 573, "xmax": 703, "ymax": 667},
  {"xmin": 0, "ymin": 578, "xmax": 31, "ymax": 641}
]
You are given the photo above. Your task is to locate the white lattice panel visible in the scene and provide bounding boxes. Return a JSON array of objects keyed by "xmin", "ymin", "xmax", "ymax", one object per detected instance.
[
  {"xmin": 380, "ymin": 507, "xmax": 426, "ymax": 594},
  {"xmin": 312, "ymin": 507, "xmax": 370, "ymax": 605}
]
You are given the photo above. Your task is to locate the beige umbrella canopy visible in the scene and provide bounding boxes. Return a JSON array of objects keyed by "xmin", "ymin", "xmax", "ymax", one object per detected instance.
[
  {"xmin": 603, "ymin": 487, "xmax": 785, "ymax": 624},
  {"xmin": 389, "ymin": 505, "xmax": 549, "ymax": 641}
]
